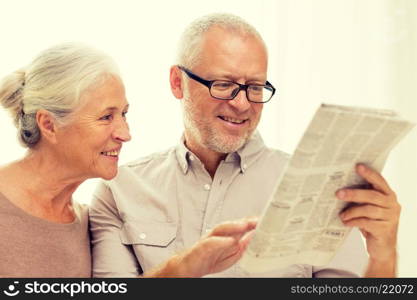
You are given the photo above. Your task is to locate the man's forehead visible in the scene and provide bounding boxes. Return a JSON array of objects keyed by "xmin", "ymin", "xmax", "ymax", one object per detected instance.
[
  {"xmin": 201, "ymin": 26, "xmax": 264, "ymax": 48},
  {"xmin": 196, "ymin": 28, "xmax": 268, "ymax": 80},
  {"xmin": 200, "ymin": 28, "xmax": 267, "ymax": 59}
]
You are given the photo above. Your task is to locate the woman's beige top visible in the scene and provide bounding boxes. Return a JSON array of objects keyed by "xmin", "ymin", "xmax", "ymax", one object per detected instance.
[{"xmin": 0, "ymin": 192, "xmax": 91, "ymax": 277}]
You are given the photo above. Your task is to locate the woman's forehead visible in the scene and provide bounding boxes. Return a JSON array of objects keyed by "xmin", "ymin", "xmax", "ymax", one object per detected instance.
[{"xmin": 80, "ymin": 77, "xmax": 128, "ymax": 111}]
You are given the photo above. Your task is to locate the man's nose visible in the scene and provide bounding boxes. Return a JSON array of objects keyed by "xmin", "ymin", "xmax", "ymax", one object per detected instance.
[{"xmin": 228, "ymin": 88, "xmax": 251, "ymax": 112}]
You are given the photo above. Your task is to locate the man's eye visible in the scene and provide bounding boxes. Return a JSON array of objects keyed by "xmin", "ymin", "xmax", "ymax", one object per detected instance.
[
  {"xmin": 250, "ymin": 86, "xmax": 263, "ymax": 91},
  {"xmin": 249, "ymin": 86, "xmax": 263, "ymax": 94},
  {"xmin": 213, "ymin": 82, "xmax": 234, "ymax": 90}
]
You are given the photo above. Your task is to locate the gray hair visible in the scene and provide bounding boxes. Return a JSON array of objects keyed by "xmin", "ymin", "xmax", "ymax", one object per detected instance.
[
  {"xmin": 0, "ymin": 43, "xmax": 120, "ymax": 148},
  {"xmin": 176, "ymin": 13, "xmax": 266, "ymax": 68}
]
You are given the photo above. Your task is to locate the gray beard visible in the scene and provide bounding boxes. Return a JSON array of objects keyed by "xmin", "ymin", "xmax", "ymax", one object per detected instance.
[
  {"xmin": 183, "ymin": 104, "xmax": 251, "ymax": 154},
  {"xmin": 204, "ymin": 128, "xmax": 248, "ymax": 153}
]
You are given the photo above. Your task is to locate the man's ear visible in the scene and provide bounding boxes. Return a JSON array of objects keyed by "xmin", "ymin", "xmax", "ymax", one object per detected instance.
[
  {"xmin": 170, "ymin": 65, "xmax": 184, "ymax": 100},
  {"xmin": 36, "ymin": 109, "xmax": 58, "ymax": 144}
]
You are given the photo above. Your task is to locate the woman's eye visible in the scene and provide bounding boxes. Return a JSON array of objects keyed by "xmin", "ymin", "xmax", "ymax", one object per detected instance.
[{"xmin": 100, "ymin": 114, "xmax": 113, "ymax": 121}]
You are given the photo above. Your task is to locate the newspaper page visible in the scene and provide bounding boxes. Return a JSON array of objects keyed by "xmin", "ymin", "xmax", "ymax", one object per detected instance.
[{"xmin": 239, "ymin": 103, "xmax": 415, "ymax": 273}]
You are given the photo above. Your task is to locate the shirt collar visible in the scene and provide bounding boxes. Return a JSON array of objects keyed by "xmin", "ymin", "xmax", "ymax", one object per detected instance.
[
  {"xmin": 236, "ymin": 131, "xmax": 266, "ymax": 173},
  {"xmin": 175, "ymin": 131, "xmax": 266, "ymax": 174},
  {"xmin": 175, "ymin": 135, "xmax": 190, "ymax": 174}
]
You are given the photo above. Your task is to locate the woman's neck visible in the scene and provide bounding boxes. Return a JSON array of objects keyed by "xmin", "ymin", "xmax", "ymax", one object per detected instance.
[{"xmin": 0, "ymin": 150, "xmax": 85, "ymax": 223}]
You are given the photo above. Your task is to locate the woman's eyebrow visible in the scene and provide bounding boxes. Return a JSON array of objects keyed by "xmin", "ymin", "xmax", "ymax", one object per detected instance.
[
  {"xmin": 101, "ymin": 107, "xmax": 118, "ymax": 112},
  {"xmin": 101, "ymin": 104, "xmax": 129, "ymax": 112}
]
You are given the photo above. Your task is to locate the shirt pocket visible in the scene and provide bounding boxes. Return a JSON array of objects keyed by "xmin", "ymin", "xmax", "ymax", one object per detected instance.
[{"xmin": 119, "ymin": 221, "xmax": 177, "ymax": 273}]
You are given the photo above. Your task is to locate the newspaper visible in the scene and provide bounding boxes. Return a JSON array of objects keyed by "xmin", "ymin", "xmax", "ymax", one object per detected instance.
[{"xmin": 239, "ymin": 103, "xmax": 415, "ymax": 273}]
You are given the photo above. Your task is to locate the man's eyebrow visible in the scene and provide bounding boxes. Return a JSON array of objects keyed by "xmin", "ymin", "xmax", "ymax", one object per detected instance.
[
  {"xmin": 205, "ymin": 71, "xmax": 235, "ymax": 80},
  {"xmin": 208, "ymin": 72, "xmax": 266, "ymax": 82}
]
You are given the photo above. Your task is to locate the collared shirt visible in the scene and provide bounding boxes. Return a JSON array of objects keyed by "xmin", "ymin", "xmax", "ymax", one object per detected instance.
[{"xmin": 89, "ymin": 132, "xmax": 368, "ymax": 277}]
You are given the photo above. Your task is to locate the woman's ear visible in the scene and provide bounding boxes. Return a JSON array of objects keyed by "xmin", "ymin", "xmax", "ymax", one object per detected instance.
[
  {"xmin": 36, "ymin": 109, "xmax": 58, "ymax": 144},
  {"xmin": 169, "ymin": 65, "xmax": 184, "ymax": 100}
]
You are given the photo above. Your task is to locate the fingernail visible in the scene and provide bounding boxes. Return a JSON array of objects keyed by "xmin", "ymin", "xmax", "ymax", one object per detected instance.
[
  {"xmin": 337, "ymin": 190, "xmax": 346, "ymax": 198},
  {"xmin": 357, "ymin": 164, "xmax": 365, "ymax": 173}
]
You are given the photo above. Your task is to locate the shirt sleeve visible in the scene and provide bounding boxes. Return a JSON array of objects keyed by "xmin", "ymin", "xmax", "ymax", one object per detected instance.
[
  {"xmin": 89, "ymin": 181, "xmax": 141, "ymax": 277},
  {"xmin": 312, "ymin": 228, "xmax": 368, "ymax": 277}
]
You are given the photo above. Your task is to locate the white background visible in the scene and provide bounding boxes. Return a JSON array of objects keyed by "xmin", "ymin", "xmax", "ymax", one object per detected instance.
[{"xmin": 0, "ymin": 0, "xmax": 416, "ymax": 276}]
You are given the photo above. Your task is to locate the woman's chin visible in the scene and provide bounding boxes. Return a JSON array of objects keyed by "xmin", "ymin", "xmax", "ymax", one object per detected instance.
[{"xmin": 98, "ymin": 169, "xmax": 118, "ymax": 181}]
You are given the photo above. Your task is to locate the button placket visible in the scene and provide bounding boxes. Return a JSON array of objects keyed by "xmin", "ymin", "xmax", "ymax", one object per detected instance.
[{"xmin": 201, "ymin": 160, "xmax": 235, "ymax": 236}]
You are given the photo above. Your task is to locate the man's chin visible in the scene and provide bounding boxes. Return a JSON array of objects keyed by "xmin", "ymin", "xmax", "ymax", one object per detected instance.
[{"xmin": 208, "ymin": 135, "xmax": 248, "ymax": 154}]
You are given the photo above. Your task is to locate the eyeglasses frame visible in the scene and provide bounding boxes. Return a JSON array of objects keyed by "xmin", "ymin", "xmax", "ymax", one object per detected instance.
[{"xmin": 178, "ymin": 66, "xmax": 276, "ymax": 103}]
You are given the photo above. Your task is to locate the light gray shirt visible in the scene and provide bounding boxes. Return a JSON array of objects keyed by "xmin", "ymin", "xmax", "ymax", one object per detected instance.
[{"xmin": 89, "ymin": 132, "xmax": 368, "ymax": 277}]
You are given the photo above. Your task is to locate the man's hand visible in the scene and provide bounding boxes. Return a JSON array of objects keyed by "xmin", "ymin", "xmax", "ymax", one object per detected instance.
[
  {"xmin": 146, "ymin": 217, "xmax": 257, "ymax": 277},
  {"xmin": 336, "ymin": 164, "xmax": 400, "ymax": 277}
]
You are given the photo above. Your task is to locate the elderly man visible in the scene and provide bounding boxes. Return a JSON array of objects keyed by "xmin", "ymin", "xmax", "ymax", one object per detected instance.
[{"xmin": 90, "ymin": 13, "xmax": 400, "ymax": 277}]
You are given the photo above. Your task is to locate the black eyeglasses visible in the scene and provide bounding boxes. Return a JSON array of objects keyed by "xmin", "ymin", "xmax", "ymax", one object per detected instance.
[{"xmin": 178, "ymin": 66, "xmax": 276, "ymax": 103}]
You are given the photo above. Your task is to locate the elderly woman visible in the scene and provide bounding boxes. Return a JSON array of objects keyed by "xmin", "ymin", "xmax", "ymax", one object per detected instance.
[{"xmin": 0, "ymin": 43, "xmax": 255, "ymax": 277}]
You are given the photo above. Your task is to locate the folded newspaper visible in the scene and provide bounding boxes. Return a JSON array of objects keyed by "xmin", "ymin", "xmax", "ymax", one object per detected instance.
[{"xmin": 239, "ymin": 103, "xmax": 415, "ymax": 273}]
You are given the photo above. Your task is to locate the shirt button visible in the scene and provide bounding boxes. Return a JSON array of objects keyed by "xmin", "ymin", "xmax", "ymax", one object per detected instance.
[
  {"xmin": 242, "ymin": 163, "xmax": 247, "ymax": 170},
  {"xmin": 189, "ymin": 155, "xmax": 195, "ymax": 161},
  {"xmin": 205, "ymin": 228, "xmax": 211, "ymax": 234},
  {"xmin": 139, "ymin": 233, "xmax": 146, "ymax": 240},
  {"xmin": 204, "ymin": 184, "xmax": 211, "ymax": 191}
]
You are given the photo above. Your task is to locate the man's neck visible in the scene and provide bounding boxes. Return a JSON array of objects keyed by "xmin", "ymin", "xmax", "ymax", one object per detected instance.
[{"xmin": 183, "ymin": 136, "xmax": 227, "ymax": 179}]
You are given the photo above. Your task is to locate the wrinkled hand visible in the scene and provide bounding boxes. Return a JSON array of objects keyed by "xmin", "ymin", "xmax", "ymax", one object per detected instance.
[
  {"xmin": 174, "ymin": 217, "xmax": 257, "ymax": 277},
  {"xmin": 337, "ymin": 164, "xmax": 400, "ymax": 262}
]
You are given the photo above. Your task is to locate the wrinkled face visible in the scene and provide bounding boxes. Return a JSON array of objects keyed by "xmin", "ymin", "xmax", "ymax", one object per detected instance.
[
  {"xmin": 56, "ymin": 76, "xmax": 131, "ymax": 180},
  {"xmin": 182, "ymin": 27, "xmax": 268, "ymax": 154}
]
